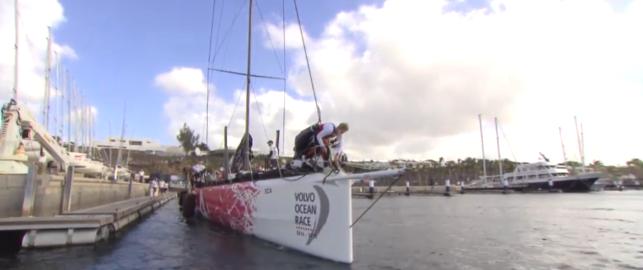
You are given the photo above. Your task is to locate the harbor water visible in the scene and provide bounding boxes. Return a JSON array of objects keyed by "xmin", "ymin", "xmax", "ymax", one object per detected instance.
[{"xmin": 1, "ymin": 191, "xmax": 642, "ymax": 270}]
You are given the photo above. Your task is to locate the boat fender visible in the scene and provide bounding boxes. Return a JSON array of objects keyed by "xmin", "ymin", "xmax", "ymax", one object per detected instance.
[{"xmin": 182, "ymin": 193, "xmax": 196, "ymax": 219}]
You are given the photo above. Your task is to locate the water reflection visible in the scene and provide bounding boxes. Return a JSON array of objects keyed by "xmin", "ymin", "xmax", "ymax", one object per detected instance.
[{"xmin": 1, "ymin": 191, "xmax": 642, "ymax": 269}]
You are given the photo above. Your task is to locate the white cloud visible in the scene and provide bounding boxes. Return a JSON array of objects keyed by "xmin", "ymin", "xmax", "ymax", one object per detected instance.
[
  {"xmin": 154, "ymin": 67, "xmax": 207, "ymax": 96},
  {"xmin": 161, "ymin": 0, "xmax": 643, "ymax": 165},
  {"xmin": 156, "ymin": 65, "xmax": 316, "ymax": 155},
  {"xmin": 0, "ymin": 0, "xmax": 77, "ymax": 116},
  {"xmin": 262, "ymin": 22, "xmax": 308, "ymax": 50},
  {"xmin": 280, "ymin": 0, "xmax": 643, "ymax": 165}
]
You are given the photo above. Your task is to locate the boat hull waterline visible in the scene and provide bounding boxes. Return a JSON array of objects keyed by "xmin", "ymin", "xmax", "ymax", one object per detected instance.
[
  {"xmin": 468, "ymin": 173, "xmax": 601, "ymax": 193},
  {"xmin": 194, "ymin": 169, "xmax": 403, "ymax": 263},
  {"xmin": 521, "ymin": 173, "xmax": 601, "ymax": 192}
]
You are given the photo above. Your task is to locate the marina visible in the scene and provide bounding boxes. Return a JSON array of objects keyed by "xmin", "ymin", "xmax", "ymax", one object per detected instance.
[
  {"xmin": 2, "ymin": 191, "xmax": 642, "ymax": 269},
  {"xmin": 1, "ymin": 0, "xmax": 642, "ymax": 269}
]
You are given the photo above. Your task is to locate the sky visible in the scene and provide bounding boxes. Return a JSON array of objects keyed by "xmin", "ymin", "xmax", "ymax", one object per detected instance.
[{"xmin": 1, "ymin": 0, "xmax": 642, "ymax": 165}]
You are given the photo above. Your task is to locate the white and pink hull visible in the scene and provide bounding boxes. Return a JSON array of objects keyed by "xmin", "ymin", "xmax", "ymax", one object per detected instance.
[{"xmin": 195, "ymin": 169, "xmax": 403, "ymax": 263}]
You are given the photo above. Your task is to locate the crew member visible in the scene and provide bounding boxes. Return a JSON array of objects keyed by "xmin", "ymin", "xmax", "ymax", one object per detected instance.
[{"xmin": 293, "ymin": 122, "xmax": 349, "ymax": 162}]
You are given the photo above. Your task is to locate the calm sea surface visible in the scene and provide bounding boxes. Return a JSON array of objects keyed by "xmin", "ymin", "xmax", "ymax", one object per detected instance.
[{"xmin": 1, "ymin": 191, "xmax": 642, "ymax": 270}]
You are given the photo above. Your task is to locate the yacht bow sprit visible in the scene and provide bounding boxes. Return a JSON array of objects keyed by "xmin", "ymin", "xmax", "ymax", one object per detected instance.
[{"xmin": 178, "ymin": 0, "xmax": 405, "ymax": 263}]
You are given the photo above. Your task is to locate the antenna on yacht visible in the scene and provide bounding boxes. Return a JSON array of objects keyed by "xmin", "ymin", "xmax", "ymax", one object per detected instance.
[
  {"xmin": 559, "ymin": 126, "xmax": 567, "ymax": 162},
  {"xmin": 478, "ymin": 114, "xmax": 487, "ymax": 183}
]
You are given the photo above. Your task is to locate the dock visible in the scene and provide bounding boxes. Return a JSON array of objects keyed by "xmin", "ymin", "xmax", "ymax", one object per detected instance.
[
  {"xmin": 0, "ymin": 193, "xmax": 175, "ymax": 253},
  {"xmin": 352, "ymin": 185, "xmax": 463, "ymax": 197}
]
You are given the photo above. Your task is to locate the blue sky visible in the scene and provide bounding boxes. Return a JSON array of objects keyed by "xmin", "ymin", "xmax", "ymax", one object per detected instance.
[
  {"xmin": 2, "ymin": 0, "xmax": 642, "ymax": 164},
  {"xmin": 54, "ymin": 0, "xmax": 382, "ymax": 143}
]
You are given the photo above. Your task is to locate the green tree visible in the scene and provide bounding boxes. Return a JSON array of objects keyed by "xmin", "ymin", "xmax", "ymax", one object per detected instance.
[
  {"xmin": 626, "ymin": 158, "xmax": 643, "ymax": 168},
  {"xmin": 176, "ymin": 123, "xmax": 199, "ymax": 155}
]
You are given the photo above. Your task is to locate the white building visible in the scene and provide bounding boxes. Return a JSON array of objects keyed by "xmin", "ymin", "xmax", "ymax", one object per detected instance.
[{"xmin": 94, "ymin": 137, "xmax": 165, "ymax": 153}]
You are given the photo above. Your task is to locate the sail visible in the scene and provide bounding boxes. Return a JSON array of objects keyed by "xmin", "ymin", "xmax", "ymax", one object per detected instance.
[{"xmin": 230, "ymin": 133, "xmax": 252, "ymax": 173}]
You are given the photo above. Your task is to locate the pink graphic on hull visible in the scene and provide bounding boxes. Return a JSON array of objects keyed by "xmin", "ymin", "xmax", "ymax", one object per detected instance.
[{"xmin": 197, "ymin": 182, "xmax": 260, "ymax": 233}]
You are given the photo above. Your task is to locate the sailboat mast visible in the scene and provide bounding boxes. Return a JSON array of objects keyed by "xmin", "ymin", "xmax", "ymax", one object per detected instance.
[
  {"xmin": 559, "ymin": 126, "xmax": 567, "ymax": 162},
  {"xmin": 13, "ymin": 0, "xmax": 19, "ymax": 101},
  {"xmin": 281, "ymin": 0, "xmax": 287, "ymax": 156},
  {"xmin": 580, "ymin": 123, "xmax": 585, "ymax": 165},
  {"xmin": 495, "ymin": 117, "xmax": 503, "ymax": 178},
  {"xmin": 57, "ymin": 54, "xmax": 64, "ymax": 141},
  {"xmin": 43, "ymin": 27, "xmax": 52, "ymax": 130},
  {"xmin": 243, "ymin": 0, "xmax": 253, "ymax": 170},
  {"xmin": 114, "ymin": 103, "xmax": 126, "ymax": 180},
  {"xmin": 66, "ymin": 71, "xmax": 71, "ymax": 151},
  {"xmin": 574, "ymin": 116, "xmax": 583, "ymax": 165},
  {"xmin": 478, "ymin": 114, "xmax": 487, "ymax": 182}
]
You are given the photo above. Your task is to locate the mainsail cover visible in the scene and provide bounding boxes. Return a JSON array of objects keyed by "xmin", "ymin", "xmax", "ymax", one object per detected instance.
[{"xmin": 230, "ymin": 133, "xmax": 252, "ymax": 173}]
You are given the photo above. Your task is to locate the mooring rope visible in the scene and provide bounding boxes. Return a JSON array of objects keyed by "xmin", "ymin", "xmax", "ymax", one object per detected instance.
[{"xmin": 350, "ymin": 175, "xmax": 402, "ymax": 228}]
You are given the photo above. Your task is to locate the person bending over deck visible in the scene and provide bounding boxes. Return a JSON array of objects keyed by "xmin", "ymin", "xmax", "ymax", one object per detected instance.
[{"xmin": 293, "ymin": 122, "xmax": 349, "ymax": 165}]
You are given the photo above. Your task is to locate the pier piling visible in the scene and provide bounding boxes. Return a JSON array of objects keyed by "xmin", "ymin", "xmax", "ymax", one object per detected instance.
[
  {"xmin": 21, "ymin": 166, "xmax": 36, "ymax": 217},
  {"xmin": 61, "ymin": 166, "xmax": 74, "ymax": 213},
  {"xmin": 444, "ymin": 179, "xmax": 451, "ymax": 196}
]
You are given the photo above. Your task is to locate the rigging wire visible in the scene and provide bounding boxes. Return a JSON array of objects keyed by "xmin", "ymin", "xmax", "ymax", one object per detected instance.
[
  {"xmin": 211, "ymin": 0, "xmax": 249, "ymax": 65},
  {"xmin": 350, "ymin": 175, "xmax": 402, "ymax": 228},
  {"xmin": 205, "ymin": 0, "xmax": 218, "ymax": 146},
  {"xmin": 500, "ymin": 125, "xmax": 517, "ymax": 162},
  {"xmin": 208, "ymin": 67, "xmax": 284, "ymax": 80},
  {"xmin": 213, "ymin": 0, "xmax": 225, "ymax": 65},
  {"xmin": 227, "ymin": 83, "xmax": 246, "ymax": 131},
  {"xmin": 250, "ymin": 88, "xmax": 270, "ymax": 146},
  {"xmin": 255, "ymin": 0, "xmax": 284, "ymax": 74},
  {"xmin": 293, "ymin": 0, "xmax": 321, "ymax": 123}
]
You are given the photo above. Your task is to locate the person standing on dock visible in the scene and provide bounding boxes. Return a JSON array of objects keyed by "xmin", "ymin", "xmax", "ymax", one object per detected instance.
[
  {"xmin": 148, "ymin": 179, "xmax": 155, "ymax": 197},
  {"xmin": 152, "ymin": 178, "xmax": 159, "ymax": 197},
  {"xmin": 267, "ymin": 140, "xmax": 278, "ymax": 169}
]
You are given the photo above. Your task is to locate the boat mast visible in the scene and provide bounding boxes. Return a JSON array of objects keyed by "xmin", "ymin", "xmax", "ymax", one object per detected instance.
[
  {"xmin": 494, "ymin": 117, "xmax": 503, "ymax": 179},
  {"xmin": 108, "ymin": 120, "xmax": 113, "ymax": 167},
  {"xmin": 57, "ymin": 53, "xmax": 64, "ymax": 142},
  {"xmin": 559, "ymin": 126, "xmax": 567, "ymax": 162},
  {"xmin": 114, "ymin": 103, "xmax": 126, "ymax": 181},
  {"xmin": 13, "ymin": 0, "xmax": 19, "ymax": 101},
  {"xmin": 580, "ymin": 123, "xmax": 585, "ymax": 165},
  {"xmin": 478, "ymin": 114, "xmax": 487, "ymax": 183},
  {"xmin": 66, "ymin": 71, "xmax": 71, "ymax": 151},
  {"xmin": 574, "ymin": 116, "xmax": 583, "ymax": 165},
  {"xmin": 281, "ymin": 0, "xmax": 287, "ymax": 155},
  {"xmin": 224, "ymin": 126, "xmax": 229, "ymax": 179},
  {"xmin": 43, "ymin": 27, "xmax": 52, "ymax": 130},
  {"xmin": 243, "ymin": 0, "xmax": 253, "ymax": 171}
]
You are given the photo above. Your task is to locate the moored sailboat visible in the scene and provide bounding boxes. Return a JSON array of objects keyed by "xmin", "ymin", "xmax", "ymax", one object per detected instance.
[{"xmin": 181, "ymin": 0, "xmax": 404, "ymax": 263}]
